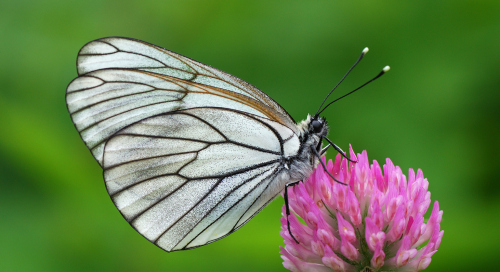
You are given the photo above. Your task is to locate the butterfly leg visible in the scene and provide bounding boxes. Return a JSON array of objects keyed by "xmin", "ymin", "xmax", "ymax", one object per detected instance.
[
  {"xmin": 323, "ymin": 137, "xmax": 357, "ymax": 163},
  {"xmin": 311, "ymin": 146, "xmax": 348, "ymax": 185},
  {"xmin": 320, "ymin": 144, "xmax": 331, "ymax": 155},
  {"xmin": 284, "ymin": 181, "xmax": 301, "ymax": 244}
]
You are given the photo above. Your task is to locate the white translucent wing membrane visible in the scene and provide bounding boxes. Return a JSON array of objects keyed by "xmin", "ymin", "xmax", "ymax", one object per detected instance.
[
  {"xmin": 67, "ymin": 37, "xmax": 295, "ymax": 165},
  {"xmin": 66, "ymin": 37, "xmax": 302, "ymax": 252},
  {"xmin": 103, "ymin": 108, "xmax": 299, "ymax": 251}
]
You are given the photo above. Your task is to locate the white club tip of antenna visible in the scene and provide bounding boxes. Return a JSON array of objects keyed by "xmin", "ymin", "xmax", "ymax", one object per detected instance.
[
  {"xmin": 383, "ymin": 65, "xmax": 391, "ymax": 72},
  {"xmin": 362, "ymin": 47, "xmax": 369, "ymax": 54}
]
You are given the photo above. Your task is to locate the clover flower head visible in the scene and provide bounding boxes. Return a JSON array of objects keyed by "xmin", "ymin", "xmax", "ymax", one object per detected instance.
[{"xmin": 280, "ymin": 146, "xmax": 443, "ymax": 272}]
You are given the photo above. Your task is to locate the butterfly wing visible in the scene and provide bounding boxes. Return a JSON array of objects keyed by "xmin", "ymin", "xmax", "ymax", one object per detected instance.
[
  {"xmin": 66, "ymin": 37, "xmax": 296, "ymax": 166},
  {"xmin": 66, "ymin": 37, "xmax": 302, "ymax": 251},
  {"xmin": 104, "ymin": 107, "xmax": 300, "ymax": 251}
]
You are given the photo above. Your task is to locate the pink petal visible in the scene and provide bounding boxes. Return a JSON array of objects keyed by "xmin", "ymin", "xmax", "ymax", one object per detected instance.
[
  {"xmin": 340, "ymin": 238, "xmax": 359, "ymax": 261},
  {"xmin": 370, "ymin": 244, "xmax": 386, "ymax": 269},
  {"xmin": 386, "ymin": 206, "xmax": 406, "ymax": 243},
  {"xmin": 322, "ymin": 245, "xmax": 352, "ymax": 272},
  {"xmin": 281, "ymin": 207, "xmax": 313, "ymax": 243},
  {"xmin": 282, "ymin": 234, "xmax": 322, "ymax": 264},
  {"xmin": 372, "ymin": 160, "xmax": 385, "ymax": 192},
  {"xmin": 405, "ymin": 241, "xmax": 438, "ymax": 271},
  {"xmin": 415, "ymin": 201, "xmax": 442, "ymax": 247},
  {"xmin": 333, "ymin": 182, "xmax": 348, "ymax": 213},
  {"xmin": 316, "ymin": 218, "xmax": 340, "ymax": 251},
  {"xmin": 348, "ymin": 145, "xmax": 357, "ymax": 167},
  {"xmin": 407, "ymin": 168, "xmax": 416, "ymax": 191},
  {"xmin": 386, "ymin": 195, "xmax": 404, "ymax": 222},
  {"xmin": 365, "ymin": 217, "xmax": 386, "ymax": 252},
  {"xmin": 408, "ymin": 213, "xmax": 424, "ymax": 245},
  {"xmin": 280, "ymin": 246, "xmax": 332, "ymax": 272},
  {"xmin": 337, "ymin": 212, "xmax": 357, "ymax": 243},
  {"xmin": 346, "ymin": 190, "xmax": 362, "ymax": 226},
  {"xmin": 393, "ymin": 236, "xmax": 417, "ymax": 267},
  {"xmin": 368, "ymin": 194, "xmax": 384, "ymax": 230}
]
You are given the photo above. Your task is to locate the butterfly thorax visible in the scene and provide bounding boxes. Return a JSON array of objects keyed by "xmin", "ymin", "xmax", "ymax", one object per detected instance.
[{"xmin": 284, "ymin": 115, "xmax": 328, "ymax": 181}]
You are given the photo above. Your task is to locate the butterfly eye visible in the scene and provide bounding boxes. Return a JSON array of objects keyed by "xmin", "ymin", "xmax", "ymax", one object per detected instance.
[{"xmin": 311, "ymin": 119, "xmax": 323, "ymax": 133}]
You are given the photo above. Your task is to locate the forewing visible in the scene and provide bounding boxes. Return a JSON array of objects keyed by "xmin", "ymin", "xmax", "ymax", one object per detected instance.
[
  {"xmin": 67, "ymin": 37, "xmax": 296, "ymax": 165},
  {"xmin": 103, "ymin": 108, "xmax": 297, "ymax": 252}
]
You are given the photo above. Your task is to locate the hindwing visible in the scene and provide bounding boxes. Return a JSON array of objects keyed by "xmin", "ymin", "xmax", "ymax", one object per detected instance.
[{"xmin": 103, "ymin": 108, "xmax": 298, "ymax": 251}]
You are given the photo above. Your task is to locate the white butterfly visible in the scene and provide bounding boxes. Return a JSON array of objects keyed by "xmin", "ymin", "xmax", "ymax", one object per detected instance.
[{"xmin": 66, "ymin": 37, "xmax": 387, "ymax": 252}]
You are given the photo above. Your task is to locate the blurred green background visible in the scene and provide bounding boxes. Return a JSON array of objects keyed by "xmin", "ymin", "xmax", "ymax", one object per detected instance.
[{"xmin": 1, "ymin": 0, "xmax": 499, "ymax": 271}]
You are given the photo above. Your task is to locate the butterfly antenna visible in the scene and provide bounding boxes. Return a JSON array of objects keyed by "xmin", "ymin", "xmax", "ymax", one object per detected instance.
[
  {"xmin": 316, "ymin": 65, "xmax": 390, "ymax": 116},
  {"xmin": 314, "ymin": 47, "xmax": 369, "ymax": 118}
]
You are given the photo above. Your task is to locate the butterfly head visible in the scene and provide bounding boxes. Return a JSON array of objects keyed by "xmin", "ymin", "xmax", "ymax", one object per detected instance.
[
  {"xmin": 309, "ymin": 115, "xmax": 328, "ymax": 139},
  {"xmin": 310, "ymin": 117, "xmax": 327, "ymax": 135},
  {"xmin": 296, "ymin": 115, "xmax": 329, "ymax": 160},
  {"xmin": 297, "ymin": 115, "xmax": 328, "ymax": 138}
]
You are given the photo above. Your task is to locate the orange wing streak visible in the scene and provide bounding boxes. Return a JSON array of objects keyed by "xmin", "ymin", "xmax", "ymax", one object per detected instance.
[
  {"xmin": 137, "ymin": 70, "xmax": 289, "ymax": 125},
  {"xmin": 132, "ymin": 39, "xmax": 295, "ymax": 128}
]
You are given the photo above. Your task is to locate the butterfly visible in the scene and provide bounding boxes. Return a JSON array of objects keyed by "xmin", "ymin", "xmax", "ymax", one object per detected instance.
[{"xmin": 66, "ymin": 37, "xmax": 388, "ymax": 252}]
